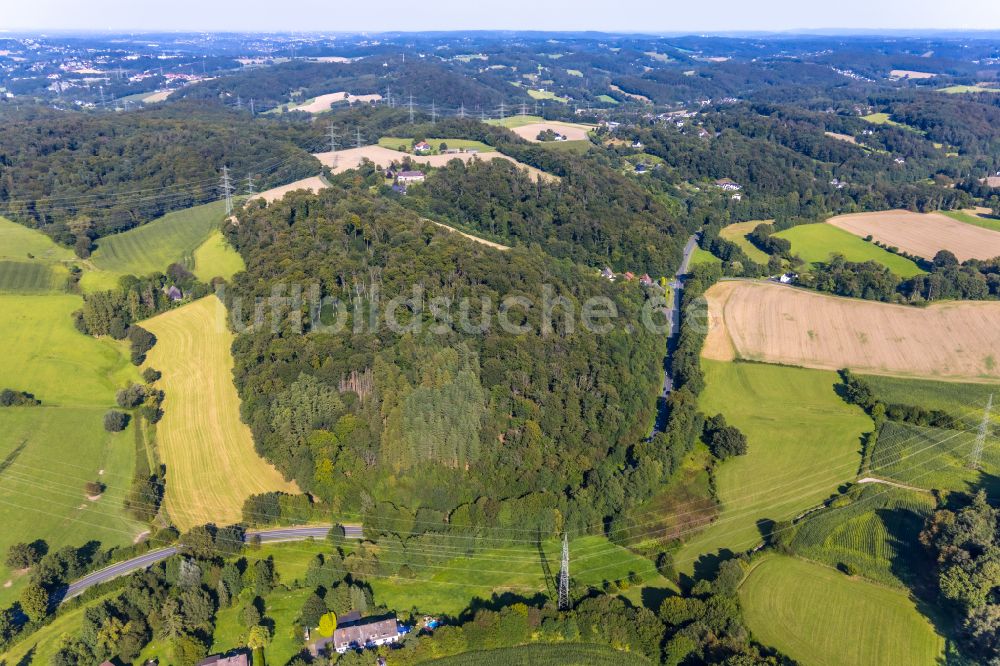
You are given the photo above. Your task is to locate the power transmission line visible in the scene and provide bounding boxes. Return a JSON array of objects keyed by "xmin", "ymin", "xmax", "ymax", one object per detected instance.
[
  {"xmin": 558, "ymin": 533, "xmax": 570, "ymax": 610},
  {"xmin": 220, "ymin": 165, "xmax": 233, "ymax": 215},
  {"xmin": 408, "ymin": 94, "xmax": 414, "ymax": 124},
  {"xmin": 245, "ymin": 173, "xmax": 255, "ymax": 196},
  {"xmin": 968, "ymin": 393, "xmax": 993, "ymax": 469}
]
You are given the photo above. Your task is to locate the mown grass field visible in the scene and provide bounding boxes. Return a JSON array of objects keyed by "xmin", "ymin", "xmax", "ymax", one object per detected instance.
[
  {"xmin": 210, "ymin": 586, "xmax": 313, "ymax": 665},
  {"xmin": 485, "ymin": 114, "xmax": 546, "ymax": 128},
  {"xmin": 740, "ymin": 555, "xmax": 944, "ymax": 666},
  {"xmin": 688, "ymin": 247, "xmax": 722, "ymax": 268},
  {"xmin": 367, "ymin": 534, "xmax": 674, "ymax": 617},
  {"xmin": 718, "ymin": 221, "xmax": 771, "ymax": 264},
  {"xmin": 940, "ymin": 208, "xmax": 1000, "ymax": 233},
  {"xmin": 378, "ymin": 136, "xmax": 494, "ymax": 153},
  {"xmin": 675, "ymin": 361, "xmax": 869, "ymax": 577},
  {"xmin": 0, "ymin": 293, "xmax": 143, "ymax": 607},
  {"xmin": 192, "ymin": 230, "xmax": 245, "ymax": 283},
  {"xmin": 140, "ymin": 296, "xmax": 298, "ymax": 531},
  {"xmin": 861, "ymin": 374, "xmax": 1000, "ymax": 424},
  {"xmin": 872, "ymin": 421, "xmax": 999, "ymax": 495},
  {"xmin": 527, "ymin": 89, "xmax": 569, "ymax": 102},
  {"xmin": 82, "ymin": 200, "xmax": 229, "ymax": 291},
  {"xmin": 790, "ymin": 485, "xmax": 936, "ymax": 588},
  {"xmin": 0, "ymin": 216, "xmax": 73, "ymax": 263},
  {"xmin": 774, "ymin": 223, "xmax": 924, "ymax": 277},
  {"xmin": 0, "ymin": 260, "xmax": 63, "ymax": 293},
  {"xmin": 938, "ymin": 84, "xmax": 1000, "ymax": 93},
  {"xmin": 425, "ymin": 643, "xmax": 652, "ymax": 665}
]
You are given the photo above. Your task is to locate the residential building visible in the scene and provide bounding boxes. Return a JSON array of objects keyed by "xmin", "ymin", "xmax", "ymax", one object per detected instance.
[
  {"xmin": 714, "ymin": 178, "xmax": 742, "ymax": 191},
  {"xmin": 396, "ymin": 170, "xmax": 425, "ymax": 184},
  {"xmin": 413, "ymin": 141, "xmax": 431, "ymax": 154},
  {"xmin": 601, "ymin": 267, "xmax": 616, "ymax": 280}
]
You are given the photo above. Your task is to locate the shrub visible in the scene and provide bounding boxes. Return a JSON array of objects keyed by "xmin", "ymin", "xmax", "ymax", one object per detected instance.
[
  {"xmin": 5, "ymin": 541, "xmax": 44, "ymax": 569},
  {"xmin": 142, "ymin": 367, "xmax": 162, "ymax": 383}
]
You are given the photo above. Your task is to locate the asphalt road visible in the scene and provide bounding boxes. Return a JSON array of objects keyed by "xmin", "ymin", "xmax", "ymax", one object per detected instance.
[
  {"xmin": 650, "ymin": 233, "xmax": 700, "ymax": 435},
  {"xmin": 61, "ymin": 525, "xmax": 333, "ymax": 602}
]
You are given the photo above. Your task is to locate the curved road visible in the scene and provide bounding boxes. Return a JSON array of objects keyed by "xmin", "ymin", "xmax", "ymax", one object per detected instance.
[{"xmin": 62, "ymin": 525, "xmax": 332, "ymax": 602}]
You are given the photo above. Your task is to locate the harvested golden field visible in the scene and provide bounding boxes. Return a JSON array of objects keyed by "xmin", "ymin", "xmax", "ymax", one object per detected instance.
[
  {"xmin": 142, "ymin": 297, "xmax": 298, "ymax": 531},
  {"xmin": 314, "ymin": 146, "xmax": 557, "ymax": 182},
  {"xmin": 287, "ymin": 91, "xmax": 381, "ymax": 113},
  {"xmin": 251, "ymin": 175, "xmax": 328, "ymax": 203},
  {"xmin": 827, "ymin": 210, "xmax": 1000, "ymax": 261},
  {"xmin": 141, "ymin": 90, "xmax": 172, "ymax": 103},
  {"xmin": 510, "ymin": 121, "xmax": 593, "ymax": 142},
  {"xmin": 703, "ymin": 280, "xmax": 1000, "ymax": 380},
  {"xmin": 824, "ymin": 131, "xmax": 857, "ymax": 144},
  {"xmin": 890, "ymin": 69, "xmax": 936, "ymax": 79}
]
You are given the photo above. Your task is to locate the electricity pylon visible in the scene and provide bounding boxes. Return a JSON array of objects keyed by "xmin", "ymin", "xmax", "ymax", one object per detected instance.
[{"xmin": 557, "ymin": 533, "xmax": 570, "ymax": 610}]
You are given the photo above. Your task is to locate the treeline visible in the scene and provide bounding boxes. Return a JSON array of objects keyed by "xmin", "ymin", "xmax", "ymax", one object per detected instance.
[
  {"xmin": 224, "ymin": 184, "xmax": 663, "ymax": 528},
  {"xmin": 840, "ymin": 370, "xmax": 959, "ymax": 430},
  {"xmin": 800, "ymin": 251, "xmax": 1000, "ymax": 303},
  {"xmin": 0, "ymin": 101, "xmax": 323, "ymax": 242},
  {"xmin": 920, "ymin": 492, "xmax": 1000, "ymax": 664},
  {"xmin": 74, "ymin": 271, "xmax": 210, "ymax": 342}
]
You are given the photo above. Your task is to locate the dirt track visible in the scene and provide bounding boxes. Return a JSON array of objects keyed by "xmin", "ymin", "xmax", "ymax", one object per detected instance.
[
  {"xmin": 314, "ymin": 146, "xmax": 558, "ymax": 182},
  {"xmin": 827, "ymin": 210, "xmax": 1000, "ymax": 261},
  {"xmin": 703, "ymin": 280, "xmax": 1000, "ymax": 380}
]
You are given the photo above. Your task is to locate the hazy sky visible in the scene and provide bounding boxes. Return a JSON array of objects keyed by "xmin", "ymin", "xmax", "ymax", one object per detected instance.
[{"xmin": 2, "ymin": 0, "xmax": 1000, "ymax": 33}]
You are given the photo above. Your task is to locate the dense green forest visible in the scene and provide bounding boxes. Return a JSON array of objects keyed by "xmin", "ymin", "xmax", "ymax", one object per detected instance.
[
  {"xmin": 224, "ymin": 183, "xmax": 664, "ymax": 525},
  {"xmin": 0, "ymin": 101, "xmax": 323, "ymax": 242}
]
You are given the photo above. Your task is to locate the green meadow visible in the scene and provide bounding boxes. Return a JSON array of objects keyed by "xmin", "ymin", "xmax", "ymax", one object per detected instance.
[
  {"xmin": 688, "ymin": 247, "xmax": 722, "ymax": 268},
  {"xmin": 872, "ymin": 422, "xmax": 999, "ymax": 495},
  {"xmin": 740, "ymin": 555, "xmax": 944, "ymax": 666},
  {"xmin": 527, "ymin": 89, "xmax": 569, "ymax": 103},
  {"xmin": 192, "ymin": 230, "xmax": 246, "ymax": 283},
  {"xmin": 0, "ymin": 216, "xmax": 73, "ymax": 263},
  {"xmin": 939, "ymin": 209, "xmax": 1000, "ymax": 233},
  {"xmin": 0, "ymin": 260, "xmax": 64, "ymax": 293},
  {"xmin": 774, "ymin": 223, "xmax": 925, "ymax": 277},
  {"xmin": 675, "ymin": 361, "xmax": 869, "ymax": 577},
  {"xmin": 0, "ymin": 294, "xmax": 144, "ymax": 607},
  {"xmin": 485, "ymin": 114, "xmax": 546, "ymax": 128},
  {"xmin": 82, "ymin": 200, "xmax": 230, "ymax": 291},
  {"xmin": 938, "ymin": 84, "xmax": 1000, "ymax": 94},
  {"xmin": 377, "ymin": 137, "xmax": 494, "ymax": 153},
  {"xmin": 718, "ymin": 220, "xmax": 772, "ymax": 264}
]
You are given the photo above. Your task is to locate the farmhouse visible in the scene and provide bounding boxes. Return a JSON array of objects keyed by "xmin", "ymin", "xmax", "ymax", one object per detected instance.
[
  {"xmin": 714, "ymin": 178, "xmax": 742, "ymax": 191},
  {"xmin": 165, "ymin": 285, "xmax": 183, "ymax": 301},
  {"xmin": 312, "ymin": 615, "xmax": 403, "ymax": 655},
  {"xmin": 413, "ymin": 141, "xmax": 431, "ymax": 154},
  {"xmin": 396, "ymin": 170, "xmax": 426, "ymax": 184},
  {"xmin": 639, "ymin": 273, "xmax": 654, "ymax": 286}
]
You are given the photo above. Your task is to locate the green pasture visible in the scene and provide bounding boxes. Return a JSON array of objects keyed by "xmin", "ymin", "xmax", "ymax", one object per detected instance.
[
  {"xmin": 0, "ymin": 216, "xmax": 73, "ymax": 263},
  {"xmin": 0, "ymin": 260, "xmax": 64, "ymax": 293},
  {"xmin": 740, "ymin": 555, "xmax": 944, "ymax": 666},
  {"xmin": 939, "ymin": 209, "xmax": 1000, "ymax": 233},
  {"xmin": 861, "ymin": 374, "xmax": 1000, "ymax": 425},
  {"xmin": 366, "ymin": 534, "xmax": 673, "ymax": 617},
  {"xmin": 527, "ymin": 89, "xmax": 569, "ymax": 103},
  {"xmin": 485, "ymin": 114, "xmax": 545, "ymax": 128},
  {"xmin": 872, "ymin": 421, "xmax": 999, "ymax": 495},
  {"xmin": 192, "ymin": 230, "xmax": 245, "ymax": 283},
  {"xmin": 0, "ymin": 593, "xmax": 118, "ymax": 665},
  {"xmin": 718, "ymin": 221, "xmax": 772, "ymax": 264},
  {"xmin": 774, "ymin": 223, "xmax": 925, "ymax": 277},
  {"xmin": 377, "ymin": 137, "xmax": 494, "ymax": 154},
  {"xmin": 675, "ymin": 361, "xmax": 869, "ymax": 578},
  {"xmin": 82, "ymin": 200, "xmax": 229, "ymax": 291},
  {"xmin": 688, "ymin": 247, "xmax": 722, "ymax": 268},
  {"xmin": 938, "ymin": 85, "xmax": 1000, "ymax": 94},
  {"xmin": 0, "ymin": 293, "xmax": 143, "ymax": 606}
]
